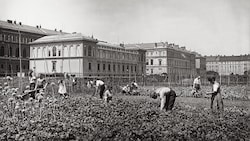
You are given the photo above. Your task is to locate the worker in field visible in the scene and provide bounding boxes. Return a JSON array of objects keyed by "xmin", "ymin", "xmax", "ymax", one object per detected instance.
[
  {"xmin": 192, "ymin": 76, "xmax": 201, "ymax": 97},
  {"xmin": 58, "ymin": 80, "xmax": 68, "ymax": 98},
  {"xmin": 72, "ymin": 75, "xmax": 77, "ymax": 92},
  {"xmin": 103, "ymin": 85, "xmax": 113, "ymax": 103},
  {"xmin": 206, "ymin": 76, "xmax": 224, "ymax": 115},
  {"xmin": 35, "ymin": 74, "xmax": 46, "ymax": 90},
  {"xmin": 150, "ymin": 87, "xmax": 178, "ymax": 111},
  {"xmin": 94, "ymin": 79, "xmax": 105, "ymax": 99},
  {"xmin": 131, "ymin": 81, "xmax": 138, "ymax": 90}
]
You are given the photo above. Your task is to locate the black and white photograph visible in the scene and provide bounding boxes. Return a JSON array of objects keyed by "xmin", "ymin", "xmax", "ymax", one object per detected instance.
[{"xmin": 0, "ymin": 0, "xmax": 250, "ymax": 140}]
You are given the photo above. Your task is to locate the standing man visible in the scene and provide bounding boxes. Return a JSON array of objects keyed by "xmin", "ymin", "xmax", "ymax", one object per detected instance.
[
  {"xmin": 193, "ymin": 76, "xmax": 201, "ymax": 96},
  {"xmin": 94, "ymin": 79, "xmax": 105, "ymax": 99},
  {"xmin": 150, "ymin": 87, "xmax": 177, "ymax": 111},
  {"xmin": 206, "ymin": 76, "xmax": 224, "ymax": 116}
]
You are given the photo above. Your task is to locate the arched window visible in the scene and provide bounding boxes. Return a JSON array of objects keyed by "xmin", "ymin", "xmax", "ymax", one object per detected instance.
[
  {"xmin": 48, "ymin": 50, "xmax": 51, "ymax": 57},
  {"xmin": 52, "ymin": 47, "xmax": 56, "ymax": 56},
  {"xmin": 58, "ymin": 50, "xmax": 61, "ymax": 56},
  {"xmin": 16, "ymin": 48, "xmax": 19, "ymax": 57},
  {"xmin": 0, "ymin": 46, "xmax": 4, "ymax": 56},
  {"xmin": 23, "ymin": 48, "xmax": 26, "ymax": 58},
  {"xmin": 9, "ymin": 46, "xmax": 12, "ymax": 57},
  {"xmin": 88, "ymin": 46, "xmax": 92, "ymax": 56}
]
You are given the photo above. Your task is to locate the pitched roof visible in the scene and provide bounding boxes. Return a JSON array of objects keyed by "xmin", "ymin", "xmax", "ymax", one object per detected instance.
[
  {"xmin": 30, "ymin": 33, "xmax": 98, "ymax": 44},
  {"xmin": 0, "ymin": 20, "xmax": 66, "ymax": 35}
]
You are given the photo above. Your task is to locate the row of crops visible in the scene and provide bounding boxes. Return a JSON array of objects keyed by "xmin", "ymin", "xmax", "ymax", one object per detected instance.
[{"xmin": 0, "ymin": 92, "xmax": 250, "ymax": 140}]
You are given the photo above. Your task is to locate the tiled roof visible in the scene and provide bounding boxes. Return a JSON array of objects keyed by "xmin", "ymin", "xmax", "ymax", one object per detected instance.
[
  {"xmin": 30, "ymin": 33, "xmax": 98, "ymax": 44},
  {"xmin": 0, "ymin": 20, "xmax": 66, "ymax": 35}
]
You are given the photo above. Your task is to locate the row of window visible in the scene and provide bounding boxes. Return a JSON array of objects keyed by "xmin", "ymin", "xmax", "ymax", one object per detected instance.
[
  {"xmin": 33, "ymin": 45, "xmax": 141, "ymax": 62},
  {"xmin": 97, "ymin": 49, "xmax": 138, "ymax": 61},
  {"xmin": 0, "ymin": 46, "xmax": 27, "ymax": 58},
  {"xmin": 146, "ymin": 59, "xmax": 162, "ymax": 66},
  {"xmin": 51, "ymin": 61, "xmax": 138, "ymax": 73},
  {"xmin": 0, "ymin": 33, "xmax": 35, "ymax": 44},
  {"xmin": 146, "ymin": 51, "xmax": 166, "ymax": 56},
  {"xmin": 207, "ymin": 61, "xmax": 250, "ymax": 65},
  {"xmin": 0, "ymin": 64, "xmax": 26, "ymax": 70},
  {"xmin": 146, "ymin": 58, "xmax": 190, "ymax": 67},
  {"xmin": 92, "ymin": 63, "xmax": 137, "ymax": 73}
]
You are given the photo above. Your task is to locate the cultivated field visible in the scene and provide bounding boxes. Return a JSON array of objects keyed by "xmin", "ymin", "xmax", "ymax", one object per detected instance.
[{"xmin": 0, "ymin": 83, "xmax": 250, "ymax": 140}]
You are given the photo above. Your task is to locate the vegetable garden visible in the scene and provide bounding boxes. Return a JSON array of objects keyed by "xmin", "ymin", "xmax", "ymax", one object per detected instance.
[{"xmin": 0, "ymin": 77, "xmax": 250, "ymax": 140}]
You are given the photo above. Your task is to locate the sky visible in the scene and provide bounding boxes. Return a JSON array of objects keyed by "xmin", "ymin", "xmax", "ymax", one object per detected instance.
[{"xmin": 0, "ymin": 0, "xmax": 250, "ymax": 56}]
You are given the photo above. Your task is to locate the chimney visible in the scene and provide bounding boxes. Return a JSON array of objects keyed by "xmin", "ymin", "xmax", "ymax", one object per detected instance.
[
  {"xmin": 181, "ymin": 46, "xmax": 186, "ymax": 50},
  {"xmin": 59, "ymin": 30, "xmax": 62, "ymax": 32},
  {"xmin": 39, "ymin": 25, "xmax": 41, "ymax": 28},
  {"xmin": 154, "ymin": 43, "xmax": 157, "ymax": 47},
  {"xmin": 54, "ymin": 28, "xmax": 57, "ymax": 31},
  {"xmin": 7, "ymin": 20, "xmax": 12, "ymax": 23},
  {"xmin": 14, "ymin": 21, "xmax": 16, "ymax": 24},
  {"xmin": 36, "ymin": 25, "xmax": 39, "ymax": 28},
  {"xmin": 19, "ymin": 22, "xmax": 22, "ymax": 25},
  {"xmin": 120, "ymin": 43, "xmax": 124, "ymax": 47}
]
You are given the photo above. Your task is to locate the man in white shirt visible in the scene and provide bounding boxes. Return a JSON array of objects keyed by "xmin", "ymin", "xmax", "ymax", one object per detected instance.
[
  {"xmin": 193, "ymin": 76, "xmax": 201, "ymax": 93},
  {"xmin": 206, "ymin": 76, "xmax": 224, "ymax": 114},
  {"xmin": 151, "ymin": 87, "xmax": 177, "ymax": 111},
  {"xmin": 94, "ymin": 79, "xmax": 105, "ymax": 99}
]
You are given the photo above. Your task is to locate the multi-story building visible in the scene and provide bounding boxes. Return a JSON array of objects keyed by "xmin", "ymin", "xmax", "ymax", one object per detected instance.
[
  {"xmin": 29, "ymin": 33, "xmax": 146, "ymax": 78},
  {"xmin": 0, "ymin": 19, "xmax": 65, "ymax": 76},
  {"xmin": 193, "ymin": 52, "xmax": 206, "ymax": 77},
  {"xmin": 125, "ymin": 42, "xmax": 196, "ymax": 81},
  {"xmin": 206, "ymin": 55, "xmax": 250, "ymax": 75}
]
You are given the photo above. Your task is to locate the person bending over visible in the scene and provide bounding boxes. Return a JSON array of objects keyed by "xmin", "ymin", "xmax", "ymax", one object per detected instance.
[{"xmin": 150, "ymin": 87, "xmax": 178, "ymax": 111}]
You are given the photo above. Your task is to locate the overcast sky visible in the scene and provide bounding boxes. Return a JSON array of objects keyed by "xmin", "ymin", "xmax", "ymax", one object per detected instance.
[{"xmin": 1, "ymin": 0, "xmax": 249, "ymax": 56}]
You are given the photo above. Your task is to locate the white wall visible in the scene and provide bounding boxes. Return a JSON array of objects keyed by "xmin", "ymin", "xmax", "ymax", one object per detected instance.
[
  {"xmin": 30, "ymin": 42, "xmax": 83, "ymax": 59},
  {"xmin": 30, "ymin": 58, "xmax": 83, "ymax": 75}
]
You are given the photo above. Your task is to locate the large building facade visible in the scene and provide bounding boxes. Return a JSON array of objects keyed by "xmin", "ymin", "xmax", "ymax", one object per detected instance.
[
  {"xmin": 0, "ymin": 19, "xmax": 64, "ymax": 76},
  {"xmin": 29, "ymin": 33, "xmax": 146, "ymax": 78},
  {"xmin": 194, "ymin": 52, "xmax": 206, "ymax": 77},
  {"xmin": 206, "ymin": 55, "xmax": 250, "ymax": 75},
  {"xmin": 125, "ymin": 42, "xmax": 196, "ymax": 81}
]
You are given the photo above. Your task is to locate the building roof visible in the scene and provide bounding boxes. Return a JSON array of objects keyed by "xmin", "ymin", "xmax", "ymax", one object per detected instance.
[
  {"xmin": 124, "ymin": 44, "xmax": 147, "ymax": 50},
  {"xmin": 30, "ymin": 33, "xmax": 98, "ymax": 44},
  {"xmin": 97, "ymin": 41, "xmax": 124, "ymax": 49},
  {"xmin": 0, "ymin": 20, "xmax": 66, "ymax": 35},
  {"xmin": 206, "ymin": 56, "xmax": 220, "ymax": 62},
  {"xmin": 205, "ymin": 54, "xmax": 250, "ymax": 62},
  {"xmin": 125, "ymin": 42, "xmax": 192, "ymax": 53},
  {"xmin": 219, "ymin": 55, "xmax": 250, "ymax": 61}
]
